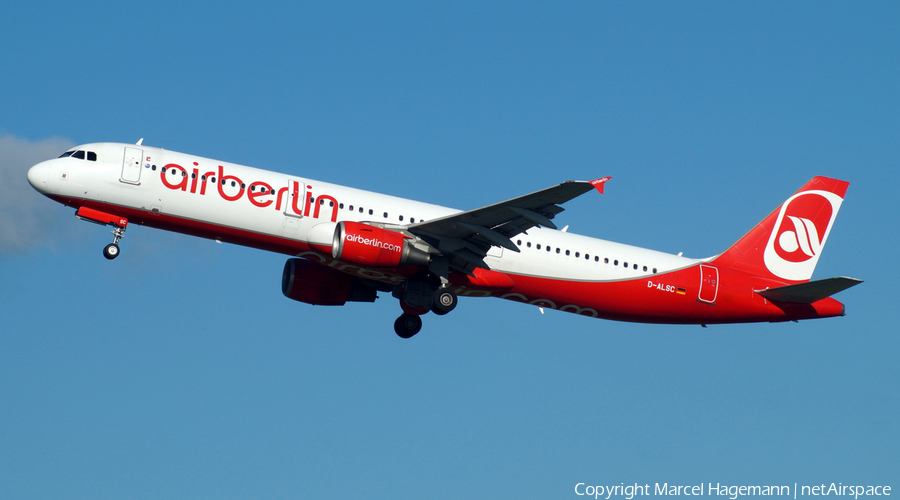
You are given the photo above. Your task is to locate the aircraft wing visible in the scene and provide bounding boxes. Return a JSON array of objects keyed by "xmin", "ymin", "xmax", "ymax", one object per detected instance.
[{"xmin": 408, "ymin": 178, "xmax": 607, "ymax": 275}]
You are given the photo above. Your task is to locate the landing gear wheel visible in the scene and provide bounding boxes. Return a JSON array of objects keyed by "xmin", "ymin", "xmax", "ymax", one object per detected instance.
[
  {"xmin": 103, "ymin": 243, "xmax": 120, "ymax": 260},
  {"xmin": 431, "ymin": 288, "xmax": 457, "ymax": 316},
  {"xmin": 394, "ymin": 313, "xmax": 422, "ymax": 339}
]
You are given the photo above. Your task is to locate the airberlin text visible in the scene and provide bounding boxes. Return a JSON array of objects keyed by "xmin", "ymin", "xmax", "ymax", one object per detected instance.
[
  {"xmin": 159, "ymin": 163, "xmax": 338, "ymax": 221},
  {"xmin": 573, "ymin": 483, "xmax": 890, "ymax": 500},
  {"xmin": 345, "ymin": 233, "xmax": 403, "ymax": 253}
]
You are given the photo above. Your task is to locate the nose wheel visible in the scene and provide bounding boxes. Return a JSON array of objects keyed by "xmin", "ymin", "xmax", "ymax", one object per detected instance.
[
  {"xmin": 103, "ymin": 243, "xmax": 120, "ymax": 260},
  {"xmin": 102, "ymin": 224, "xmax": 127, "ymax": 260}
]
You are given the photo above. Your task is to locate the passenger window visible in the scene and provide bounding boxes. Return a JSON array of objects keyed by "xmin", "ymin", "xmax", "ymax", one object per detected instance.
[
  {"xmin": 605, "ymin": 258, "xmax": 609, "ymax": 264},
  {"xmin": 369, "ymin": 209, "xmax": 373, "ymax": 215},
  {"xmin": 643, "ymin": 266, "xmax": 648, "ymax": 272},
  {"xmin": 399, "ymin": 215, "xmax": 404, "ymax": 221},
  {"xmin": 565, "ymin": 250, "xmax": 570, "ymax": 256},
  {"xmin": 349, "ymin": 205, "xmax": 354, "ymax": 211},
  {"xmin": 383, "ymin": 212, "xmax": 388, "ymax": 218},
  {"xmin": 633, "ymin": 264, "xmax": 638, "ymax": 270},
  {"xmin": 527, "ymin": 242, "xmax": 532, "ymax": 248},
  {"xmin": 359, "ymin": 207, "xmax": 364, "ymax": 213},
  {"xmin": 575, "ymin": 252, "xmax": 580, "ymax": 258},
  {"xmin": 614, "ymin": 260, "xmax": 618, "ymax": 266},
  {"xmin": 594, "ymin": 256, "xmax": 599, "ymax": 262},
  {"xmin": 536, "ymin": 244, "xmax": 541, "ymax": 250},
  {"xmin": 653, "ymin": 268, "xmax": 658, "ymax": 274},
  {"xmin": 410, "ymin": 218, "xmax": 416, "ymax": 223}
]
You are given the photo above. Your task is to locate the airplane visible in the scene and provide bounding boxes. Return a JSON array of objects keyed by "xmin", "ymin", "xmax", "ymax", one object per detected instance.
[{"xmin": 26, "ymin": 140, "xmax": 861, "ymax": 338}]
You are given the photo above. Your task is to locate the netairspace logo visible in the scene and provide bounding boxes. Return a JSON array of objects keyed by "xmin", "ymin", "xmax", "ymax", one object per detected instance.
[{"xmin": 573, "ymin": 483, "xmax": 891, "ymax": 500}]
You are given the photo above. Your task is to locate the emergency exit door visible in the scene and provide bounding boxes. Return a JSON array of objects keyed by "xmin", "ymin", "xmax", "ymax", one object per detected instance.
[{"xmin": 698, "ymin": 264, "xmax": 719, "ymax": 304}]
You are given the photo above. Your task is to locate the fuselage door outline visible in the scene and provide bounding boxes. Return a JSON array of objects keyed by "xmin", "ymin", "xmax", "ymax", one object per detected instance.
[{"xmin": 121, "ymin": 147, "xmax": 143, "ymax": 185}]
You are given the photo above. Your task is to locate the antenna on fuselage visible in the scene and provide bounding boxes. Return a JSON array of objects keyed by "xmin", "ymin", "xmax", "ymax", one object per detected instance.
[{"xmin": 136, "ymin": 138, "xmax": 143, "ymax": 145}]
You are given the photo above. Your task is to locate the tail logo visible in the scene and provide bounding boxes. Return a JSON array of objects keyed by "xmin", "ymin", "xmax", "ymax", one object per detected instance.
[
  {"xmin": 764, "ymin": 190, "xmax": 843, "ymax": 281},
  {"xmin": 777, "ymin": 215, "xmax": 822, "ymax": 260}
]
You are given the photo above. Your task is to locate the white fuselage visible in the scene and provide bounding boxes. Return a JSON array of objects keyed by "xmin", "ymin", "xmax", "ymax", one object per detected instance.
[{"xmin": 27, "ymin": 142, "xmax": 697, "ymax": 283}]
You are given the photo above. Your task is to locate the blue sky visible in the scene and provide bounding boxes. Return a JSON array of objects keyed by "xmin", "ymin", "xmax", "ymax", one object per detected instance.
[{"xmin": 1, "ymin": 2, "xmax": 897, "ymax": 498}]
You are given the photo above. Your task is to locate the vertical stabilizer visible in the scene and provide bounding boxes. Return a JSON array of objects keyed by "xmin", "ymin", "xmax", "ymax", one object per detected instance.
[{"xmin": 713, "ymin": 176, "xmax": 849, "ymax": 283}]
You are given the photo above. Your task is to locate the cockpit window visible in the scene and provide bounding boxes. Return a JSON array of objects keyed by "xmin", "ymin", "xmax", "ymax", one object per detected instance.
[{"xmin": 58, "ymin": 150, "xmax": 98, "ymax": 161}]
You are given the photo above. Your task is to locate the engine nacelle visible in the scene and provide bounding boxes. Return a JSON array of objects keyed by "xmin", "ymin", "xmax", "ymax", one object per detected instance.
[
  {"xmin": 282, "ymin": 258, "xmax": 377, "ymax": 306},
  {"xmin": 332, "ymin": 221, "xmax": 430, "ymax": 268}
]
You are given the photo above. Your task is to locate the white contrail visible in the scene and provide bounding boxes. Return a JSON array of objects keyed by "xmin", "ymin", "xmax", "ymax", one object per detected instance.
[{"xmin": 0, "ymin": 134, "xmax": 75, "ymax": 253}]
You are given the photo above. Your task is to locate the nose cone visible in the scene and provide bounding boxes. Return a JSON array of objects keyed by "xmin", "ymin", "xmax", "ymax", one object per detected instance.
[{"xmin": 27, "ymin": 161, "xmax": 50, "ymax": 192}]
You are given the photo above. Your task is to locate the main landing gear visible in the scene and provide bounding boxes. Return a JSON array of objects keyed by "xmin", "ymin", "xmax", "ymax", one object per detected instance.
[
  {"xmin": 394, "ymin": 314, "xmax": 423, "ymax": 339},
  {"xmin": 393, "ymin": 277, "xmax": 458, "ymax": 339}
]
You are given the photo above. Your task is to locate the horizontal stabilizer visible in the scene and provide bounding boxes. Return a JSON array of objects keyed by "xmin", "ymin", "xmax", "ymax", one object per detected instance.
[{"xmin": 755, "ymin": 277, "xmax": 862, "ymax": 304}]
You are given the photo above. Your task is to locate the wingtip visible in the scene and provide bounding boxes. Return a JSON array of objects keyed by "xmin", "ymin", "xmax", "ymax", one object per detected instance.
[{"xmin": 589, "ymin": 176, "xmax": 611, "ymax": 194}]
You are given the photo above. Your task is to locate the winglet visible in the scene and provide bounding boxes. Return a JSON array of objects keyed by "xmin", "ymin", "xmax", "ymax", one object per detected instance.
[{"xmin": 590, "ymin": 177, "xmax": 611, "ymax": 194}]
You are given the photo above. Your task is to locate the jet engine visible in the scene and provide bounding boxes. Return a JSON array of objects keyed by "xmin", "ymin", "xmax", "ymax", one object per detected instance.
[
  {"xmin": 332, "ymin": 221, "xmax": 430, "ymax": 268},
  {"xmin": 281, "ymin": 258, "xmax": 377, "ymax": 306}
]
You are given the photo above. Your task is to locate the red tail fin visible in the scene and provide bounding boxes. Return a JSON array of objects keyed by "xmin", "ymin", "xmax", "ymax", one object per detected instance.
[{"xmin": 713, "ymin": 176, "xmax": 849, "ymax": 284}]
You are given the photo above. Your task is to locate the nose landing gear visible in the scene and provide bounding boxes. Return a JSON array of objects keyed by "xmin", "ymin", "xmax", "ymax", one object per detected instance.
[
  {"xmin": 102, "ymin": 224, "xmax": 127, "ymax": 260},
  {"xmin": 74, "ymin": 206, "xmax": 128, "ymax": 260}
]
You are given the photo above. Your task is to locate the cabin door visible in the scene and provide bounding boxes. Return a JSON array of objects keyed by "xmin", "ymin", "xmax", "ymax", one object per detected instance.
[{"xmin": 121, "ymin": 147, "xmax": 143, "ymax": 184}]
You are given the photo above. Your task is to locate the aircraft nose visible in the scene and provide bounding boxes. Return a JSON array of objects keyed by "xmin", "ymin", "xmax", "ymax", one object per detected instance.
[{"xmin": 27, "ymin": 161, "xmax": 50, "ymax": 191}]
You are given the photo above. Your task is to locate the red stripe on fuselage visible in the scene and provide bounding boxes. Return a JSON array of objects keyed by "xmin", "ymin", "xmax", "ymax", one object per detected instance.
[
  {"xmin": 52, "ymin": 196, "xmax": 314, "ymax": 257},
  {"xmin": 56, "ymin": 196, "xmax": 845, "ymax": 324},
  {"xmin": 497, "ymin": 265, "xmax": 844, "ymax": 324}
]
